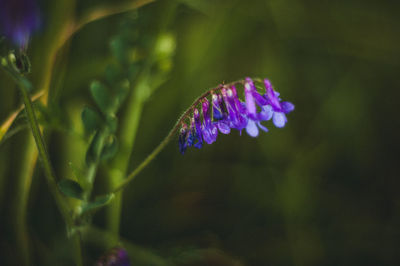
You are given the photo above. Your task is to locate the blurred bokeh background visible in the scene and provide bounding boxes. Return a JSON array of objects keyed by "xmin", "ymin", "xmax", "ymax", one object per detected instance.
[{"xmin": 1, "ymin": 0, "xmax": 399, "ymax": 265}]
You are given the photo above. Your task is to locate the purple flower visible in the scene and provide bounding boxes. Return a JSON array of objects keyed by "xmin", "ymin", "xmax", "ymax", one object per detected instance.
[
  {"xmin": 263, "ymin": 79, "xmax": 295, "ymax": 128},
  {"xmin": 201, "ymin": 99, "xmax": 218, "ymax": 144},
  {"xmin": 211, "ymin": 91, "xmax": 231, "ymax": 134},
  {"xmin": 0, "ymin": 0, "xmax": 40, "ymax": 48},
  {"xmin": 193, "ymin": 108, "xmax": 204, "ymax": 148},
  {"xmin": 178, "ymin": 123, "xmax": 189, "ymax": 154},
  {"xmin": 221, "ymin": 87, "xmax": 247, "ymax": 131},
  {"xmin": 96, "ymin": 247, "xmax": 130, "ymax": 266},
  {"xmin": 244, "ymin": 78, "xmax": 270, "ymax": 137},
  {"xmin": 178, "ymin": 77, "xmax": 294, "ymax": 153}
]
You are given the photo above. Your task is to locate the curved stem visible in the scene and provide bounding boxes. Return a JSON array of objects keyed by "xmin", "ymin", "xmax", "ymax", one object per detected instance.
[
  {"xmin": 73, "ymin": 0, "xmax": 156, "ymax": 36},
  {"xmin": 111, "ymin": 79, "xmax": 246, "ymax": 193},
  {"xmin": 58, "ymin": 0, "xmax": 156, "ymax": 56}
]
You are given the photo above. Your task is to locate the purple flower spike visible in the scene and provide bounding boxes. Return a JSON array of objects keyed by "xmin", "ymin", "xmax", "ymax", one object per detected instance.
[
  {"xmin": 177, "ymin": 77, "xmax": 294, "ymax": 153},
  {"xmin": 0, "ymin": 0, "xmax": 40, "ymax": 49}
]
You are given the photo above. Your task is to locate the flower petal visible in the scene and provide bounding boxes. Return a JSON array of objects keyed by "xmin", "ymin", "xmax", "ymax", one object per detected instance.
[
  {"xmin": 272, "ymin": 112, "xmax": 287, "ymax": 128},
  {"xmin": 246, "ymin": 119, "xmax": 259, "ymax": 137},
  {"xmin": 281, "ymin": 101, "xmax": 295, "ymax": 113},
  {"xmin": 258, "ymin": 105, "xmax": 273, "ymax": 121},
  {"xmin": 217, "ymin": 121, "xmax": 231, "ymax": 134},
  {"xmin": 244, "ymin": 81, "xmax": 257, "ymax": 119},
  {"xmin": 257, "ymin": 122, "xmax": 269, "ymax": 133}
]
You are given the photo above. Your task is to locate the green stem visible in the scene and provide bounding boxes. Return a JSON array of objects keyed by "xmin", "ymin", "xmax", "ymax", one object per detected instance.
[
  {"xmin": 14, "ymin": 135, "xmax": 36, "ymax": 266},
  {"xmin": 112, "ymin": 125, "xmax": 175, "ymax": 193},
  {"xmin": 105, "ymin": 0, "xmax": 177, "ymax": 235},
  {"xmin": 84, "ymin": 128, "xmax": 109, "ymax": 200},
  {"xmin": 10, "ymin": 73, "xmax": 83, "ymax": 266},
  {"xmin": 105, "ymin": 92, "xmax": 143, "ymax": 234}
]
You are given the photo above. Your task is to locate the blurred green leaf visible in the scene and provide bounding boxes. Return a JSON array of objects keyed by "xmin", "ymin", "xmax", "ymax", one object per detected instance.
[
  {"xmin": 58, "ymin": 179, "xmax": 84, "ymax": 200},
  {"xmin": 81, "ymin": 106, "xmax": 102, "ymax": 135},
  {"xmin": 68, "ymin": 162, "xmax": 89, "ymax": 189},
  {"xmin": 82, "ymin": 193, "xmax": 115, "ymax": 214},
  {"xmin": 90, "ymin": 81, "xmax": 113, "ymax": 114},
  {"xmin": 110, "ymin": 37, "xmax": 128, "ymax": 65},
  {"xmin": 105, "ymin": 64, "xmax": 123, "ymax": 84}
]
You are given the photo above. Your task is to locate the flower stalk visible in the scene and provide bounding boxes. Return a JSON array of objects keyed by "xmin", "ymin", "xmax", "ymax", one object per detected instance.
[{"xmin": 111, "ymin": 77, "xmax": 294, "ymax": 192}]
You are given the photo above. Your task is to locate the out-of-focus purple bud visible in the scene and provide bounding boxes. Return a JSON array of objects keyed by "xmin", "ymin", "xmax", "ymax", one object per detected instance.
[{"xmin": 0, "ymin": 0, "xmax": 40, "ymax": 49}]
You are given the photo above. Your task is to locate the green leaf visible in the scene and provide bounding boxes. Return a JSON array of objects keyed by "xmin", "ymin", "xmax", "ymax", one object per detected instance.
[
  {"xmin": 58, "ymin": 179, "xmax": 84, "ymax": 200},
  {"xmin": 110, "ymin": 36, "xmax": 128, "ymax": 64},
  {"xmin": 82, "ymin": 193, "xmax": 115, "ymax": 214},
  {"xmin": 100, "ymin": 135, "xmax": 118, "ymax": 161},
  {"xmin": 81, "ymin": 106, "xmax": 102, "ymax": 135},
  {"xmin": 90, "ymin": 81, "xmax": 113, "ymax": 114},
  {"xmin": 68, "ymin": 162, "xmax": 89, "ymax": 189},
  {"xmin": 105, "ymin": 64, "xmax": 123, "ymax": 84}
]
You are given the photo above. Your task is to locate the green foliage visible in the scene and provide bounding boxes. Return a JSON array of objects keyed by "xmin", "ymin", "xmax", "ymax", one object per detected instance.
[
  {"xmin": 81, "ymin": 193, "xmax": 115, "ymax": 214},
  {"xmin": 81, "ymin": 106, "xmax": 102, "ymax": 135},
  {"xmin": 58, "ymin": 179, "xmax": 84, "ymax": 200},
  {"xmin": 90, "ymin": 81, "xmax": 114, "ymax": 115}
]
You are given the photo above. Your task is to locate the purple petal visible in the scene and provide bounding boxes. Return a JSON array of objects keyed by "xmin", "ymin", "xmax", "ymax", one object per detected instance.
[
  {"xmin": 257, "ymin": 122, "xmax": 269, "ymax": 133},
  {"xmin": 201, "ymin": 126, "xmax": 213, "ymax": 144},
  {"xmin": 272, "ymin": 112, "xmax": 287, "ymax": 128},
  {"xmin": 264, "ymin": 79, "xmax": 281, "ymax": 111},
  {"xmin": 281, "ymin": 101, "xmax": 295, "ymax": 113},
  {"xmin": 253, "ymin": 91, "xmax": 268, "ymax": 106},
  {"xmin": 178, "ymin": 125, "xmax": 188, "ymax": 154},
  {"xmin": 258, "ymin": 105, "xmax": 273, "ymax": 121},
  {"xmin": 217, "ymin": 121, "xmax": 231, "ymax": 134},
  {"xmin": 0, "ymin": 0, "xmax": 41, "ymax": 48},
  {"xmin": 244, "ymin": 82, "xmax": 257, "ymax": 119},
  {"xmin": 246, "ymin": 120, "xmax": 259, "ymax": 137}
]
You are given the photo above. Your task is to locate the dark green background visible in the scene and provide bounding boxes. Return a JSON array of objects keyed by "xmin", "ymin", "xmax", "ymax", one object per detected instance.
[{"xmin": 1, "ymin": 0, "xmax": 399, "ymax": 265}]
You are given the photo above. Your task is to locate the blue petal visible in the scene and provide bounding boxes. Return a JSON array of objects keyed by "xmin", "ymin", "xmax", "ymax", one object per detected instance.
[
  {"xmin": 257, "ymin": 122, "xmax": 269, "ymax": 133},
  {"xmin": 217, "ymin": 121, "xmax": 231, "ymax": 134},
  {"xmin": 258, "ymin": 105, "xmax": 273, "ymax": 121},
  {"xmin": 281, "ymin": 101, "xmax": 295, "ymax": 113},
  {"xmin": 273, "ymin": 112, "xmax": 287, "ymax": 128},
  {"xmin": 246, "ymin": 120, "xmax": 259, "ymax": 137}
]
